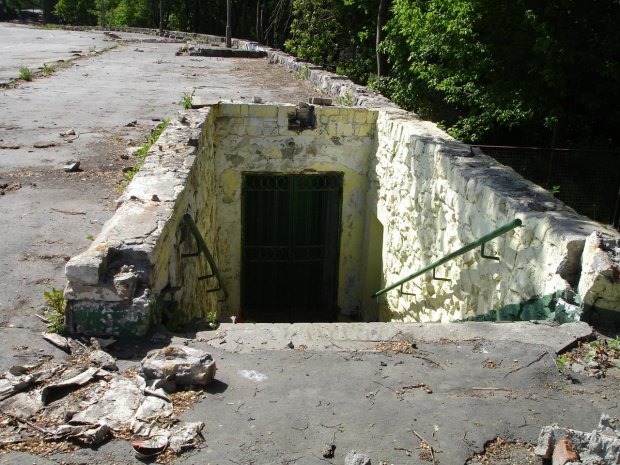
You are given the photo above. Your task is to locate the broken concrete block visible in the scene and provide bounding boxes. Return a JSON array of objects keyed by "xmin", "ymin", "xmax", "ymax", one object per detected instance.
[
  {"xmin": 0, "ymin": 375, "xmax": 34, "ymax": 402},
  {"xmin": 88, "ymin": 350, "xmax": 118, "ymax": 371},
  {"xmin": 345, "ymin": 450, "xmax": 371, "ymax": 465},
  {"xmin": 578, "ymin": 232, "xmax": 620, "ymax": 318},
  {"xmin": 534, "ymin": 425, "xmax": 556, "ymax": 459},
  {"xmin": 552, "ymin": 439, "xmax": 580, "ymax": 465},
  {"xmin": 309, "ymin": 96, "xmax": 332, "ymax": 106},
  {"xmin": 535, "ymin": 414, "xmax": 620, "ymax": 465},
  {"xmin": 63, "ymin": 160, "xmax": 80, "ymax": 172},
  {"xmin": 55, "ymin": 423, "xmax": 110, "ymax": 444},
  {"xmin": 168, "ymin": 421, "xmax": 205, "ymax": 453},
  {"xmin": 65, "ymin": 249, "xmax": 109, "ymax": 286},
  {"xmin": 141, "ymin": 346, "xmax": 216, "ymax": 386}
]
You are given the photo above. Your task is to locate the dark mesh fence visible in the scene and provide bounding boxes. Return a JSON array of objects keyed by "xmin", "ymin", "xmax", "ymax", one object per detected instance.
[{"xmin": 473, "ymin": 145, "xmax": 620, "ymax": 228}]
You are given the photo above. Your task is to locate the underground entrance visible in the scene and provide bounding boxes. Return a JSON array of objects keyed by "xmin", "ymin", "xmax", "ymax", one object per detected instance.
[
  {"xmin": 63, "ymin": 103, "xmax": 620, "ymax": 337},
  {"xmin": 241, "ymin": 173, "xmax": 343, "ymax": 323}
]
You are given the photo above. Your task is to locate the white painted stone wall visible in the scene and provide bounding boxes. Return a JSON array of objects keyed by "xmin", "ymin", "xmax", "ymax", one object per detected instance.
[
  {"xmin": 213, "ymin": 104, "xmax": 377, "ymax": 317},
  {"xmin": 370, "ymin": 112, "xmax": 618, "ymax": 322},
  {"xmin": 64, "ymin": 109, "xmax": 224, "ymax": 336},
  {"xmin": 64, "ymin": 103, "xmax": 620, "ymax": 336}
]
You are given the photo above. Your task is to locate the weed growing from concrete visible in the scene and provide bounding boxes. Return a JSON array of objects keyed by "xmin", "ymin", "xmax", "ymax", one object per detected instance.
[
  {"xmin": 44, "ymin": 286, "xmax": 67, "ymax": 334},
  {"xmin": 120, "ymin": 119, "xmax": 171, "ymax": 188},
  {"xmin": 294, "ymin": 63, "xmax": 309, "ymax": 80},
  {"xmin": 338, "ymin": 91, "xmax": 353, "ymax": 107},
  {"xmin": 42, "ymin": 64, "xmax": 54, "ymax": 76},
  {"xmin": 206, "ymin": 310, "xmax": 218, "ymax": 329},
  {"xmin": 181, "ymin": 91, "xmax": 195, "ymax": 109},
  {"xmin": 19, "ymin": 67, "xmax": 34, "ymax": 81}
]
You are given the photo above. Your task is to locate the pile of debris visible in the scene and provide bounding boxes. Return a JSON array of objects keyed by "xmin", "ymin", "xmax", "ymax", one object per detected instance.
[
  {"xmin": 0, "ymin": 334, "xmax": 216, "ymax": 462},
  {"xmin": 535, "ymin": 414, "xmax": 620, "ymax": 464}
]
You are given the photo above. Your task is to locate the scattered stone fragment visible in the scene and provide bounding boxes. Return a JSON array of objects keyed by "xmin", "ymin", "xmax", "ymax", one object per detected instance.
[
  {"xmin": 287, "ymin": 340, "xmax": 295, "ymax": 349},
  {"xmin": 535, "ymin": 414, "xmax": 620, "ymax": 464},
  {"xmin": 41, "ymin": 332, "xmax": 70, "ymax": 352},
  {"xmin": 88, "ymin": 350, "xmax": 118, "ymax": 371},
  {"xmin": 63, "ymin": 160, "xmax": 81, "ymax": 172},
  {"xmin": 141, "ymin": 346, "xmax": 216, "ymax": 386},
  {"xmin": 0, "ymin": 375, "xmax": 34, "ymax": 402},
  {"xmin": 125, "ymin": 120, "xmax": 138, "ymax": 127},
  {"xmin": 553, "ymin": 439, "xmax": 580, "ymax": 465},
  {"xmin": 54, "ymin": 422, "xmax": 110, "ymax": 444},
  {"xmin": 309, "ymin": 96, "xmax": 332, "ymax": 106},
  {"xmin": 60, "ymin": 129, "xmax": 76, "ymax": 136},
  {"xmin": 91, "ymin": 337, "xmax": 116, "ymax": 349},
  {"xmin": 41, "ymin": 367, "xmax": 100, "ymax": 405},
  {"xmin": 168, "ymin": 421, "xmax": 205, "ymax": 453},
  {"xmin": 345, "ymin": 450, "xmax": 372, "ymax": 465},
  {"xmin": 33, "ymin": 141, "xmax": 57, "ymax": 148}
]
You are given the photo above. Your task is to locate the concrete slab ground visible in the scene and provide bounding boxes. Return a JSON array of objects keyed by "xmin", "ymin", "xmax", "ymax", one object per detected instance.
[{"xmin": 0, "ymin": 25, "xmax": 619, "ymax": 465}]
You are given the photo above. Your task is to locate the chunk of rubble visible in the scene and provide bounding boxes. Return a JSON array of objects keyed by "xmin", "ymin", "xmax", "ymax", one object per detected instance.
[
  {"xmin": 54, "ymin": 422, "xmax": 110, "ymax": 444},
  {"xmin": 345, "ymin": 450, "xmax": 372, "ymax": 465},
  {"xmin": 41, "ymin": 332, "xmax": 70, "ymax": 352},
  {"xmin": 0, "ymin": 375, "xmax": 34, "ymax": 402},
  {"xmin": 88, "ymin": 350, "xmax": 118, "ymax": 371},
  {"xmin": 578, "ymin": 232, "xmax": 620, "ymax": 319},
  {"xmin": 141, "ymin": 346, "xmax": 216, "ymax": 386},
  {"xmin": 168, "ymin": 421, "xmax": 205, "ymax": 453},
  {"xmin": 41, "ymin": 367, "xmax": 101, "ymax": 405},
  {"xmin": 535, "ymin": 414, "xmax": 620, "ymax": 464}
]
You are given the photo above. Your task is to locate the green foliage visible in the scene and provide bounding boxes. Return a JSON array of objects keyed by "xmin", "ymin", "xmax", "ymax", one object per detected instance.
[
  {"xmin": 44, "ymin": 287, "xmax": 66, "ymax": 313},
  {"xmin": 337, "ymin": 91, "xmax": 353, "ymax": 107},
  {"xmin": 294, "ymin": 64, "xmax": 309, "ymax": 81},
  {"xmin": 48, "ymin": 311, "xmax": 67, "ymax": 334},
  {"xmin": 206, "ymin": 310, "xmax": 218, "ymax": 329},
  {"xmin": 55, "ymin": 0, "xmax": 98, "ymax": 25},
  {"xmin": 609, "ymin": 336, "xmax": 620, "ymax": 350},
  {"xmin": 44, "ymin": 287, "xmax": 67, "ymax": 335},
  {"xmin": 286, "ymin": 0, "xmax": 377, "ymax": 83},
  {"xmin": 19, "ymin": 68, "xmax": 34, "ymax": 81},
  {"xmin": 87, "ymin": 235, "xmax": 95, "ymax": 241},
  {"xmin": 42, "ymin": 64, "xmax": 55, "ymax": 76},
  {"xmin": 181, "ymin": 91, "xmax": 194, "ymax": 110},
  {"xmin": 549, "ymin": 186, "xmax": 561, "ymax": 195},
  {"xmin": 556, "ymin": 356, "xmax": 568, "ymax": 373},
  {"xmin": 380, "ymin": 0, "xmax": 620, "ymax": 146},
  {"xmin": 120, "ymin": 119, "xmax": 170, "ymax": 188}
]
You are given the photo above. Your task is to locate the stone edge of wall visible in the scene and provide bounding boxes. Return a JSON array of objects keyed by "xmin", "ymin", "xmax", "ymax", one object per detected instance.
[{"xmin": 63, "ymin": 109, "xmax": 210, "ymax": 337}]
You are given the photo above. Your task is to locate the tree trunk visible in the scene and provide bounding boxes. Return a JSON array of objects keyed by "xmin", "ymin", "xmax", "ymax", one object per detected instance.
[{"xmin": 376, "ymin": 0, "xmax": 389, "ymax": 77}]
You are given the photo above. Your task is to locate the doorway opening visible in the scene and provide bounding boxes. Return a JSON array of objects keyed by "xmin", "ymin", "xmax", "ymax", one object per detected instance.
[{"xmin": 241, "ymin": 173, "xmax": 343, "ymax": 322}]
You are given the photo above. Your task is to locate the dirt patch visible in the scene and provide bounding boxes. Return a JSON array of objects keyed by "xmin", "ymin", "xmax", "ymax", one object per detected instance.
[{"xmin": 466, "ymin": 438, "xmax": 539, "ymax": 464}]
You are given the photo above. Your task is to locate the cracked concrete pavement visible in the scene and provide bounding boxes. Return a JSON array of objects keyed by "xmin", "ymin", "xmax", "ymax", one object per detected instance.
[{"xmin": 1, "ymin": 23, "xmax": 619, "ymax": 465}]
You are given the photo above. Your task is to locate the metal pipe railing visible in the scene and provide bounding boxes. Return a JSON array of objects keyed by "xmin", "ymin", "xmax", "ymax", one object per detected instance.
[
  {"xmin": 182, "ymin": 213, "xmax": 229, "ymax": 301},
  {"xmin": 372, "ymin": 219, "xmax": 523, "ymax": 299}
]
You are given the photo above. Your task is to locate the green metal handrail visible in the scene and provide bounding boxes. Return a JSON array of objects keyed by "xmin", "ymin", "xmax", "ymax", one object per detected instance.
[
  {"xmin": 371, "ymin": 219, "xmax": 523, "ymax": 299},
  {"xmin": 182, "ymin": 213, "xmax": 229, "ymax": 301}
]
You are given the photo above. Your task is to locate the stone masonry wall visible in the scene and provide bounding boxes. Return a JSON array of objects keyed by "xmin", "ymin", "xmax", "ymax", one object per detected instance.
[
  {"xmin": 213, "ymin": 103, "xmax": 377, "ymax": 317},
  {"xmin": 64, "ymin": 109, "xmax": 224, "ymax": 336},
  {"xmin": 370, "ymin": 112, "xmax": 618, "ymax": 322},
  {"xmin": 64, "ymin": 103, "xmax": 620, "ymax": 336}
]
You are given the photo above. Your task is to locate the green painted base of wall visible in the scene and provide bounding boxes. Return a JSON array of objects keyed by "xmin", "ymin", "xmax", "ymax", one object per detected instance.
[
  {"xmin": 67, "ymin": 301, "xmax": 151, "ymax": 338},
  {"xmin": 458, "ymin": 290, "xmax": 583, "ymax": 324}
]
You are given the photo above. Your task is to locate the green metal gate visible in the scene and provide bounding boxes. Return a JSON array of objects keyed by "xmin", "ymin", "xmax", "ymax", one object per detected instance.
[{"xmin": 241, "ymin": 173, "xmax": 343, "ymax": 322}]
